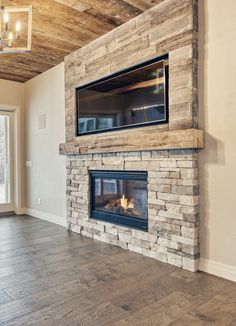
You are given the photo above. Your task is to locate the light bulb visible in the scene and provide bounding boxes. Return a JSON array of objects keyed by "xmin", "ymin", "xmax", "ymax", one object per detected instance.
[
  {"xmin": 16, "ymin": 21, "xmax": 21, "ymax": 33},
  {"xmin": 4, "ymin": 13, "xmax": 9, "ymax": 23},
  {"xmin": 8, "ymin": 32, "xmax": 14, "ymax": 40}
]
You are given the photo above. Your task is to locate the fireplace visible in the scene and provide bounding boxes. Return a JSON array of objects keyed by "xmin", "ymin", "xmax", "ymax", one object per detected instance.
[
  {"xmin": 90, "ymin": 171, "xmax": 148, "ymax": 231},
  {"xmin": 61, "ymin": 0, "xmax": 202, "ymax": 271}
]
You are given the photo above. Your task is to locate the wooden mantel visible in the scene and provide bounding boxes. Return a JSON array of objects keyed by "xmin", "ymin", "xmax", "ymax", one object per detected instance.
[{"xmin": 59, "ymin": 128, "xmax": 204, "ymax": 155}]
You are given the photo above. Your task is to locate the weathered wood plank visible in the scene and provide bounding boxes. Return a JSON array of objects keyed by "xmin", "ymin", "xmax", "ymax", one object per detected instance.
[
  {"xmin": 1, "ymin": 0, "xmax": 155, "ymax": 83},
  {"xmin": 0, "ymin": 289, "xmax": 12, "ymax": 305},
  {"xmin": 0, "ymin": 215, "xmax": 235, "ymax": 325},
  {"xmin": 60, "ymin": 128, "xmax": 205, "ymax": 155}
]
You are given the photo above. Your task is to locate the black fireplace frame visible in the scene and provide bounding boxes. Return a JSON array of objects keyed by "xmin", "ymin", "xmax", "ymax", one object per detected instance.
[{"xmin": 90, "ymin": 170, "xmax": 148, "ymax": 231}]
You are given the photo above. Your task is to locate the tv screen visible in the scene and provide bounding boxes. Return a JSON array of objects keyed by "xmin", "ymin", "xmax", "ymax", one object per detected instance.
[{"xmin": 76, "ymin": 55, "xmax": 168, "ymax": 135}]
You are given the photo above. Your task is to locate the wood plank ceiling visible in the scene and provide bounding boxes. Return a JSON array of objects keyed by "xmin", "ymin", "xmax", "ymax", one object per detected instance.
[{"xmin": 0, "ymin": 0, "xmax": 163, "ymax": 83}]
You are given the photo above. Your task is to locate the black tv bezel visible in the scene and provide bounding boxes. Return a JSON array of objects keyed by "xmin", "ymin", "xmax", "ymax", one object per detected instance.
[{"xmin": 76, "ymin": 53, "xmax": 169, "ymax": 136}]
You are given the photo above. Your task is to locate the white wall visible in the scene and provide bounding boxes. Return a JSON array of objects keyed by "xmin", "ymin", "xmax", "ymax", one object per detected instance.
[
  {"xmin": 0, "ymin": 79, "xmax": 25, "ymax": 211},
  {"xmin": 199, "ymin": 0, "xmax": 236, "ymax": 279},
  {"xmin": 0, "ymin": 79, "xmax": 24, "ymax": 108},
  {"xmin": 24, "ymin": 63, "xmax": 66, "ymax": 226}
]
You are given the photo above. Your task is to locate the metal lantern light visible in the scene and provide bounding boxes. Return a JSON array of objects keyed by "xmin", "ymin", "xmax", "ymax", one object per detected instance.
[{"xmin": 0, "ymin": 1, "xmax": 32, "ymax": 53}]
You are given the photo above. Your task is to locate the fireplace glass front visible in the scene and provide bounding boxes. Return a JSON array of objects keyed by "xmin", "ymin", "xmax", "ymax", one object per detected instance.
[{"xmin": 90, "ymin": 171, "xmax": 148, "ymax": 231}]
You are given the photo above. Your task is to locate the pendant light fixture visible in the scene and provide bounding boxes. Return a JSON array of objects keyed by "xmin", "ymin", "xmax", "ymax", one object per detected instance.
[{"xmin": 0, "ymin": 0, "xmax": 32, "ymax": 53}]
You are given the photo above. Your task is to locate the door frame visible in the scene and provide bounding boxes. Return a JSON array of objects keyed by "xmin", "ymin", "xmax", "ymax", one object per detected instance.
[{"xmin": 0, "ymin": 104, "xmax": 22, "ymax": 214}]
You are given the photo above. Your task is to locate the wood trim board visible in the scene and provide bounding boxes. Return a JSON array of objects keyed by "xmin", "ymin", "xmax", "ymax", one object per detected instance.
[{"xmin": 60, "ymin": 128, "xmax": 204, "ymax": 155}]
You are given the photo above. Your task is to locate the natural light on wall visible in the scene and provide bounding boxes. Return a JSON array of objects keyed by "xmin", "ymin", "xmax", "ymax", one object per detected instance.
[
  {"xmin": 0, "ymin": 114, "xmax": 10, "ymax": 205},
  {"xmin": 0, "ymin": 1, "xmax": 32, "ymax": 53}
]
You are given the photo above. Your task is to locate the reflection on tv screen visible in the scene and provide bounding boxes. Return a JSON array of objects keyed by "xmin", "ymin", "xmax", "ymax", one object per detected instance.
[{"xmin": 77, "ymin": 55, "xmax": 168, "ymax": 135}]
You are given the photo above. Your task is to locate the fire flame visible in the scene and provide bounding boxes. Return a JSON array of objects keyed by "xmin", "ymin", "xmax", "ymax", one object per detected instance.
[{"xmin": 120, "ymin": 195, "xmax": 134, "ymax": 210}]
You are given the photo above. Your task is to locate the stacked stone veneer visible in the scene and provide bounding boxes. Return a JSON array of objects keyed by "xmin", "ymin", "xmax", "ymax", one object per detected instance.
[
  {"xmin": 61, "ymin": 0, "xmax": 202, "ymax": 271},
  {"xmin": 66, "ymin": 149, "xmax": 199, "ymax": 271},
  {"xmin": 64, "ymin": 0, "xmax": 198, "ymax": 143}
]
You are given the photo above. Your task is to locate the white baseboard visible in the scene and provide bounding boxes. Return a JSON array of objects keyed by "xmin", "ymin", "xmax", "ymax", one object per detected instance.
[
  {"xmin": 15, "ymin": 207, "xmax": 26, "ymax": 215},
  {"xmin": 24, "ymin": 208, "xmax": 67, "ymax": 228},
  {"xmin": 199, "ymin": 258, "xmax": 236, "ymax": 282}
]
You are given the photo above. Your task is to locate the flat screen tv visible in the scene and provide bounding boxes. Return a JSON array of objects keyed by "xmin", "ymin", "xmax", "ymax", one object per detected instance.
[{"xmin": 76, "ymin": 54, "xmax": 169, "ymax": 136}]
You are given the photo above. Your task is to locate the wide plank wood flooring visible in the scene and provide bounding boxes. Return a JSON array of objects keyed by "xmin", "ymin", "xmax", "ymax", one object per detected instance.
[{"xmin": 0, "ymin": 214, "xmax": 235, "ymax": 325}]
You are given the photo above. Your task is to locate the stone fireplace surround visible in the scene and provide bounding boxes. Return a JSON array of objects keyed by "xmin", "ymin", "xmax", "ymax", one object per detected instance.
[
  {"xmin": 66, "ymin": 150, "xmax": 199, "ymax": 271},
  {"xmin": 60, "ymin": 0, "xmax": 204, "ymax": 272}
]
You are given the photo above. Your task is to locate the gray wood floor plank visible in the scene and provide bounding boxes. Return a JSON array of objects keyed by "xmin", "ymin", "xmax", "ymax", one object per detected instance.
[
  {"xmin": 0, "ymin": 289, "xmax": 12, "ymax": 305},
  {"xmin": 0, "ymin": 215, "xmax": 235, "ymax": 325}
]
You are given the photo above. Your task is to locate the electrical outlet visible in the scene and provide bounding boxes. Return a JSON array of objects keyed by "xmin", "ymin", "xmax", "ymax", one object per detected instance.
[{"xmin": 37, "ymin": 198, "xmax": 41, "ymax": 205}]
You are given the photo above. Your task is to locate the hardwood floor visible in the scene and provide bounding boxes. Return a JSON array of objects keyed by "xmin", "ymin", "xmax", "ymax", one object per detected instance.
[{"xmin": 0, "ymin": 215, "xmax": 235, "ymax": 325}]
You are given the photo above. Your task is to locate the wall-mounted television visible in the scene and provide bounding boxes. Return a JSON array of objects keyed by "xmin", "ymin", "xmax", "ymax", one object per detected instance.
[{"xmin": 76, "ymin": 54, "xmax": 169, "ymax": 136}]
